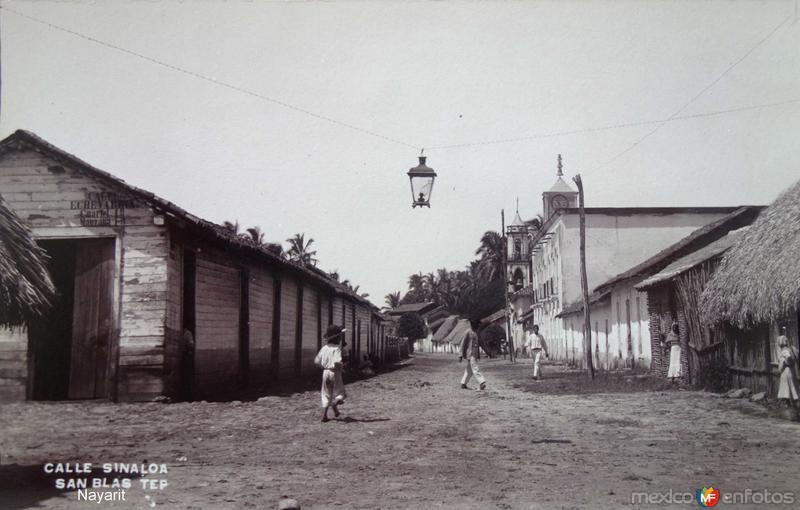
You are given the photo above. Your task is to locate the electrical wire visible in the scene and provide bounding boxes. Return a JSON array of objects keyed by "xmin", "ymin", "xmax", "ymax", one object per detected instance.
[
  {"xmin": 597, "ymin": 14, "xmax": 794, "ymax": 169},
  {"xmin": 1, "ymin": 5, "xmax": 796, "ymax": 157},
  {"xmin": 0, "ymin": 5, "xmax": 423, "ymax": 151},
  {"xmin": 426, "ymin": 98, "xmax": 800, "ymax": 150}
]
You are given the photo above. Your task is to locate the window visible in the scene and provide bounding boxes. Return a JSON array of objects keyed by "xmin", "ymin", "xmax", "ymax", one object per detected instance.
[{"xmin": 513, "ymin": 268, "xmax": 524, "ymax": 292}]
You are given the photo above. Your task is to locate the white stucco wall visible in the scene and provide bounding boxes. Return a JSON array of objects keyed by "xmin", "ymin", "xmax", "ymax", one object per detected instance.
[
  {"xmin": 530, "ymin": 209, "xmax": 733, "ymax": 365},
  {"xmin": 561, "ymin": 282, "xmax": 651, "ymax": 370}
]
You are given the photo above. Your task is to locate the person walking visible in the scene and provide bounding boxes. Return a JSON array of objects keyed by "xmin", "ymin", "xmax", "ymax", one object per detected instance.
[
  {"xmin": 314, "ymin": 325, "xmax": 347, "ymax": 422},
  {"xmin": 777, "ymin": 326, "xmax": 799, "ymax": 408},
  {"xmin": 459, "ymin": 319, "xmax": 486, "ymax": 390},
  {"xmin": 525, "ymin": 324, "xmax": 549, "ymax": 380}
]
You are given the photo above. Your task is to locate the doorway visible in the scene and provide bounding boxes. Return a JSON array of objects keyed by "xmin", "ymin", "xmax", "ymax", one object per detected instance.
[{"xmin": 28, "ymin": 238, "xmax": 116, "ymax": 400}]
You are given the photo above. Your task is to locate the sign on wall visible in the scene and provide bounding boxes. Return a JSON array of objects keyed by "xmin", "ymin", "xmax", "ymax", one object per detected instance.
[{"xmin": 70, "ymin": 192, "xmax": 135, "ymax": 227}]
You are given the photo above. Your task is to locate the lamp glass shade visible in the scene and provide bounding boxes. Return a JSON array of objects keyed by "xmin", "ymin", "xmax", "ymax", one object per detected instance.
[{"xmin": 407, "ymin": 156, "xmax": 437, "ymax": 208}]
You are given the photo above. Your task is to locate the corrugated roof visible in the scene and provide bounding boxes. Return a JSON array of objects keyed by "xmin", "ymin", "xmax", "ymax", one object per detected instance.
[
  {"xmin": 636, "ymin": 229, "xmax": 746, "ymax": 290},
  {"xmin": 432, "ymin": 315, "xmax": 460, "ymax": 342},
  {"xmin": 480, "ymin": 308, "xmax": 506, "ymax": 324},
  {"xmin": 557, "ymin": 289, "xmax": 612, "ymax": 318},
  {"xmin": 443, "ymin": 319, "xmax": 471, "ymax": 345},
  {"xmin": 387, "ymin": 301, "xmax": 438, "ymax": 315}
]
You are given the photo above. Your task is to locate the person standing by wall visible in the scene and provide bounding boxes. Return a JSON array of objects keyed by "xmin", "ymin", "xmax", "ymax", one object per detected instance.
[
  {"xmin": 777, "ymin": 325, "xmax": 799, "ymax": 410},
  {"xmin": 666, "ymin": 322, "xmax": 682, "ymax": 382},
  {"xmin": 459, "ymin": 319, "xmax": 487, "ymax": 390},
  {"xmin": 525, "ymin": 324, "xmax": 549, "ymax": 380}
]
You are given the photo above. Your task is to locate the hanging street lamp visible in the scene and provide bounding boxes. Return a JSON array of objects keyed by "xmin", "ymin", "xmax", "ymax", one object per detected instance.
[{"xmin": 407, "ymin": 153, "xmax": 437, "ymax": 208}]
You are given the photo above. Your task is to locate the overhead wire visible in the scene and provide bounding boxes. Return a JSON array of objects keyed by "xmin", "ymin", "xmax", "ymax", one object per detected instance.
[
  {"xmin": 0, "ymin": 5, "xmax": 424, "ymax": 151},
  {"xmin": 1, "ymin": 5, "xmax": 797, "ymax": 158},
  {"xmin": 425, "ymin": 98, "xmax": 800, "ymax": 150},
  {"xmin": 595, "ymin": 14, "xmax": 794, "ymax": 170}
]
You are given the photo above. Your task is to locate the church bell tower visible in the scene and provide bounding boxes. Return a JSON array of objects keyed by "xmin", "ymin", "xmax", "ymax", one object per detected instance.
[
  {"xmin": 506, "ymin": 199, "xmax": 532, "ymax": 293},
  {"xmin": 542, "ymin": 154, "xmax": 578, "ymax": 221}
]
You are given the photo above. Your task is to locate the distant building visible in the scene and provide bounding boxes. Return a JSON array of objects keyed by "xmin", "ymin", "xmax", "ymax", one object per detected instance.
[
  {"xmin": 508, "ymin": 155, "xmax": 742, "ymax": 366},
  {"xmin": 560, "ymin": 206, "xmax": 762, "ymax": 371},
  {"xmin": 386, "ymin": 301, "xmax": 447, "ymax": 352}
]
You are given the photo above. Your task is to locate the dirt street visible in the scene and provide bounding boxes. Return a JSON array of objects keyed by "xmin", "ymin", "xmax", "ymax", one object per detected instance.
[{"xmin": 2, "ymin": 353, "xmax": 799, "ymax": 509}]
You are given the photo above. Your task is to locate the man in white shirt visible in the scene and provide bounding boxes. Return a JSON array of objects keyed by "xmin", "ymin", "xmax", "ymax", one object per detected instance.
[
  {"xmin": 525, "ymin": 324, "xmax": 549, "ymax": 380},
  {"xmin": 459, "ymin": 319, "xmax": 487, "ymax": 390},
  {"xmin": 314, "ymin": 325, "xmax": 347, "ymax": 422}
]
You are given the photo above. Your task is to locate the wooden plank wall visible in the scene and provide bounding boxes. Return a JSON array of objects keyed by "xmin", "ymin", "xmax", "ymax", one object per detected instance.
[
  {"xmin": 278, "ymin": 278, "xmax": 298, "ymax": 379},
  {"xmin": 248, "ymin": 264, "xmax": 274, "ymax": 386},
  {"xmin": 0, "ymin": 148, "xmax": 170, "ymax": 402},
  {"xmin": 332, "ymin": 297, "xmax": 344, "ymax": 329},
  {"xmin": 194, "ymin": 252, "xmax": 241, "ymax": 398},
  {"xmin": 162, "ymin": 235, "xmax": 183, "ymax": 399},
  {"xmin": 343, "ymin": 300, "xmax": 355, "ymax": 360},
  {"xmin": 300, "ymin": 285, "xmax": 319, "ymax": 377},
  {"xmin": 356, "ymin": 305, "xmax": 371, "ymax": 363},
  {"xmin": 320, "ymin": 294, "xmax": 331, "ymax": 331},
  {"xmin": 119, "ymin": 225, "xmax": 170, "ymax": 400}
]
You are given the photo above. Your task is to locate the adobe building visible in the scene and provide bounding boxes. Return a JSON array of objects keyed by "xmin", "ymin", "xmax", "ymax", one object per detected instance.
[
  {"xmin": 509, "ymin": 155, "xmax": 742, "ymax": 365},
  {"xmin": 0, "ymin": 130, "xmax": 388, "ymax": 402},
  {"xmin": 559, "ymin": 206, "xmax": 762, "ymax": 370}
]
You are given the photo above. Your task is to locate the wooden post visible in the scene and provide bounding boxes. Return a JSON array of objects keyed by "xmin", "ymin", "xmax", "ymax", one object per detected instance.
[
  {"xmin": 572, "ymin": 174, "xmax": 595, "ymax": 379},
  {"xmin": 502, "ymin": 209, "xmax": 515, "ymax": 362}
]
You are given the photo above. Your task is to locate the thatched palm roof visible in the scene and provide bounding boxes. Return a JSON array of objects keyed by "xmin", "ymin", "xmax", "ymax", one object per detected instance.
[
  {"xmin": 0, "ymin": 196, "xmax": 56, "ymax": 327},
  {"xmin": 701, "ymin": 179, "xmax": 800, "ymax": 327}
]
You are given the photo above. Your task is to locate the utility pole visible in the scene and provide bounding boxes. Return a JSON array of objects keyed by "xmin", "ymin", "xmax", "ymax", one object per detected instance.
[
  {"xmin": 502, "ymin": 209, "xmax": 514, "ymax": 362},
  {"xmin": 572, "ymin": 174, "xmax": 595, "ymax": 379}
]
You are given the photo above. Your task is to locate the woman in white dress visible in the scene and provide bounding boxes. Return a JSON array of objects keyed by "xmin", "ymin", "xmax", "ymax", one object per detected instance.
[
  {"xmin": 776, "ymin": 326, "xmax": 799, "ymax": 407},
  {"xmin": 666, "ymin": 322, "xmax": 682, "ymax": 380}
]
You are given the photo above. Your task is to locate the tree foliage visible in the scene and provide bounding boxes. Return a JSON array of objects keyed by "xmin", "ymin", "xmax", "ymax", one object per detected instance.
[
  {"xmin": 286, "ymin": 233, "xmax": 318, "ymax": 266},
  {"xmin": 397, "ymin": 312, "xmax": 427, "ymax": 341},
  {"xmin": 399, "ymin": 230, "xmax": 506, "ymax": 321},
  {"xmin": 384, "ymin": 291, "xmax": 401, "ymax": 308}
]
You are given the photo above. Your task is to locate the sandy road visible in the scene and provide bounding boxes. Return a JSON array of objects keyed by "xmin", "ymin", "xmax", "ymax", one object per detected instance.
[{"xmin": 2, "ymin": 353, "xmax": 800, "ymax": 509}]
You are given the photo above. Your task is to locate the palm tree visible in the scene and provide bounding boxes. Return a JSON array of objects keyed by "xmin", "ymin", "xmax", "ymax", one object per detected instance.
[
  {"xmin": 425, "ymin": 271, "xmax": 441, "ymax": 303},
  {"xmin": 408, "ymin": 272, "xmax": 425, "ymax": 294},
  {"xmin": 222, "ymin": 220, "xmax": 240, "ymax": 235},
  {"xmin": 475, "ymin": 230, "xmax": 505, "ymax": 283},
  {"xmin": 286, "ymin": 233, "xmax": 318, "ymax": 266},
  {"xmin": 245, "ymin": 226, "xmax": 265, "ymax": 246},
  {"xmin": 385, "ymin": 291, "xmax": 401, "ymax": 308}
]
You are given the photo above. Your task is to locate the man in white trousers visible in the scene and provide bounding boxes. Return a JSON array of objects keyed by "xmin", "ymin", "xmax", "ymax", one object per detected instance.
[
  {"xmin": 526, "ymin": 324, "xmax": 549, "ymax": 380},
  {"xmin": 459, "ymin": 319, "xmax": 486, "ymax": 390},
  {"xmin": 314, "ymin": 325, "xmax": 347, "ymax": 422}
]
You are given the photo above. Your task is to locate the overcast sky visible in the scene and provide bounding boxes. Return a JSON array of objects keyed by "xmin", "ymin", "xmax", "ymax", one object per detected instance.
[{"xmin": 1, "ymin": 1, "xmax": 798, "ymax": 304}]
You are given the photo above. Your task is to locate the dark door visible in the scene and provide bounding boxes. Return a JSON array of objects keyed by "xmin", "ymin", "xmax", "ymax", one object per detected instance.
[
  {"xmin": 68, "ymin": 239, "xmax": 115, "ymax": 399},
  {"xmin": 29, "ymin": 240, "xmax": 77, "ymax": 400}
]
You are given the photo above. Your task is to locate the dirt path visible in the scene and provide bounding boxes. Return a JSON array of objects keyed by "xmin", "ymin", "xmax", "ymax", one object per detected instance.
[{"xmin": 2, "ymin": 354, "xmax": 800, "ymax": 509}]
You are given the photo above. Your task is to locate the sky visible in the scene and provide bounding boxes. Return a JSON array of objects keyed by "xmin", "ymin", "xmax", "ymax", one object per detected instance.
[{"xmin": 1, "ymin": 0, "xmax": 798, "ymax": 304}]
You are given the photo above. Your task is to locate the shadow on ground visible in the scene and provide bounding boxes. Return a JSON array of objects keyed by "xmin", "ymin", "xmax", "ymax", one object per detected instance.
[
  {"xmin": 188, "ymin": 358, "xmax": 415, "ymax": 402},
  {"xmin": 0, "ymin": 464, "xmax": 65, "ymax": 510},
  {"xmin": 487, "ymin": 359, "xmax": 675, "ymax": 395}
]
